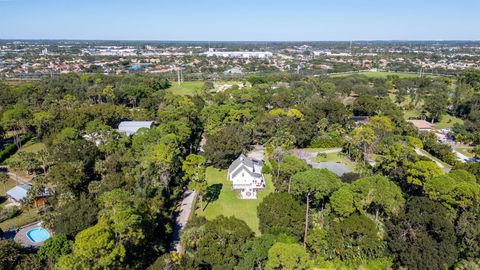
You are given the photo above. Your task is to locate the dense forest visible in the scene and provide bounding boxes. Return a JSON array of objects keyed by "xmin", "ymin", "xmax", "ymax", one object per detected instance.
[{"xmin": 0, "ymin": 70, "xmax": 479, "ymax": 270}]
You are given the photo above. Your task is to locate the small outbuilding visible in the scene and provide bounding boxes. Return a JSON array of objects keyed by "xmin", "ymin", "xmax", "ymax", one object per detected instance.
[{"xmin": 6, "ymin": 185, "xmax": 31, "ymax": 203}]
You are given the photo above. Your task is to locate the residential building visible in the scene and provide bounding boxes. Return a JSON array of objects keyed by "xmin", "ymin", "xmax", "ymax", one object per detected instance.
[
  {"xmin": 227, "ymin": 154, "xmax": 265, "ymax": 199},
  {"xmin": 407, "ymin": 120, "xmax": 434, "ymax": 132}
]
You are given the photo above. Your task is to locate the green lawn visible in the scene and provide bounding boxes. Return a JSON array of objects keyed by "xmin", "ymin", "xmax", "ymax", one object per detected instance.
[
  {"xmin": 435, "ymin": 114, "xmax": 464, "ymax": 129},
  {"xmin": 314, "ymin": 152, "xmax": 356, "ymax": 170},
  {"xmin": 5, "ymin": 141, "xmax": 46, "ymax": 164},
  {"xmin": 167, "ymin": 81, "xmax": 205, "ymax": 95},
  {"xmin": 0, "ymin": 208, "xmax": 38, "ymax": 231},
  {"xmin": 196, "ymin": 167, "xmax": 274, "ymax": 235}
]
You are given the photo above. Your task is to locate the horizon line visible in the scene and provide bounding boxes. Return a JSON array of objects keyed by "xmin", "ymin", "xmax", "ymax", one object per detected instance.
[{"xmin": 1, "ymin": 38, "xmax": 480, "ymax": 43}]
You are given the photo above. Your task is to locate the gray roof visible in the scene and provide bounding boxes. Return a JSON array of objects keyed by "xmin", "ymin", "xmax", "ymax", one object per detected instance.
[
  {"xmin": 6, "ymin": 184, "xmax": 31, "ymax": 202},
  {"xmin": 228, "ymin": 154, "xmax": 263, "ymax": 178},
  {"xmin": 117, "ymin": 121, "xmax": 153, "ymax": 136}
]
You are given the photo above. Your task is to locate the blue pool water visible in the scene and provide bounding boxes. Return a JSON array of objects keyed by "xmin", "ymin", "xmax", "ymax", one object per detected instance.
[{"xmin": 26, "ymin": 228, "xmax": 50, "ymax": 243}]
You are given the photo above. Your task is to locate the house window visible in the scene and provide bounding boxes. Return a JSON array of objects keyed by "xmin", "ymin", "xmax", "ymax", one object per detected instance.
[{"xmin": 242, "ymin": 173, "xmax": 244, "ymax": 177}]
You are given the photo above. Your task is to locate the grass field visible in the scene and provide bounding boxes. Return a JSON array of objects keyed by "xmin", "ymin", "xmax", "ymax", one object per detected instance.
[
  {"xmin": 435, "ymin": 115, "xmax": 464, "ymax": 129},
  {"xmin": 167, "ymin": 81, "xmax": 204, "ymax": 95},
  {"xmin": 196, "ymin": 167, "xmax": 274, "ymax": 235},
  {"xmin": 0, "ymin": 208, "xmax": 38, "ymax": 231},
  {"xmin": 5, "ymin": 141, "xmax": 46, "ymax": 164},
  {"xmin": 314, "ymin": 152, "xmax": 356, "ymax": 170}
]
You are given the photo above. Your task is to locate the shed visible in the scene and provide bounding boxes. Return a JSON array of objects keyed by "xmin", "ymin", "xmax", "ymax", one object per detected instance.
[{"xmin": 6, "ymin": 185, "xmax": 31, "ymax": 203}]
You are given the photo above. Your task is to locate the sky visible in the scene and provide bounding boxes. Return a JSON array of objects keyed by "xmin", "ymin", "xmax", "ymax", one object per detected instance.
[{"xmin": 0, "ymin": 0, "xmax": 479, "ymax": 41}]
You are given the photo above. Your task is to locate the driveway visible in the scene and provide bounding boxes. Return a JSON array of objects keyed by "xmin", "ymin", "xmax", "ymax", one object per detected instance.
[
  {"xmin": 291, "ymin": 148, "xmax": 350, "ymax": 176},
  {"xmin": 169, "ymin": 190, "xmax": 196, "ymax": 254}
]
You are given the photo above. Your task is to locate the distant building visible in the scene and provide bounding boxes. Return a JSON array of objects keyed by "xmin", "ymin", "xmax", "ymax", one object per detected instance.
[
  {"xmin": 203, "ymin": 48, "xmax": 273, "ymax": 59},
  {"xmin": 117, "ymin": 121, "xmax": 153, "ymax": 136},
  {"xmin": 407, "ymin": 120, "xmax": 434, "ymax": 132},
  {"xmin": 223, "ymin": 68, "xmax": 244, "ymax": 75},
  {"xmin": 228, "ymin": 154, "xmax": 265, "ymax": 199}
]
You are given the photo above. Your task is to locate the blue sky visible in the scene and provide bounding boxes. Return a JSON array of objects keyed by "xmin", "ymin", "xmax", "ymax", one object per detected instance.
[{"xmin": 0, "ymin": 0, "xmax": 479, "ymax": 41}]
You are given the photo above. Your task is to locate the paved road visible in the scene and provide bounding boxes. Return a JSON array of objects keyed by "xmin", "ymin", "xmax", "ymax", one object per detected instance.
[{"xmin": 170, "ymin": 190, "xmax": 196, "ymax": 254}]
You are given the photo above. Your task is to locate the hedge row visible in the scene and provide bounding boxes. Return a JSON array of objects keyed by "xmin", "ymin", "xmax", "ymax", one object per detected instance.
[{"xmin": 0, "ymin": 136, "xmax": 32, "ymax": 164}]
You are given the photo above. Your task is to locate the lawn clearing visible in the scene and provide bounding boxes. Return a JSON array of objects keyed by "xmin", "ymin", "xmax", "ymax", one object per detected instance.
[
  {"xmin": 167, "ymin": 81, "xmax": 204, "ymax": 95},
  {"xmin": 5, "ymin": 141, "xmax": 46, "ymax": 164},
  {"xmin": 196, "ymin": 167, "xmax": 274, "ymax": 235},
  {"xmin": 314, "ymin": 152, "xmax": 356, "ymax": 170},
  {"xmin": 434, "ymin": 114, "xmax": 464, "ymax": 129},
  {"xmin": 0, "ymin": 208, "xmax": 38, "ymax": 231}
]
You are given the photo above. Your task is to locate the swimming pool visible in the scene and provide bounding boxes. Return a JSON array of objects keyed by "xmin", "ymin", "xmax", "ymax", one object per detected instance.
[{"xmin": 26, "ymin": 227, "xmax": 50, "ymax": 243}]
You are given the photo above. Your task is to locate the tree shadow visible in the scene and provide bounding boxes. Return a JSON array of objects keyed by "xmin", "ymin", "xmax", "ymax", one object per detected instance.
[{"xmin": 203, "ymin": 183, "xmax": 222, "ymax": 211}]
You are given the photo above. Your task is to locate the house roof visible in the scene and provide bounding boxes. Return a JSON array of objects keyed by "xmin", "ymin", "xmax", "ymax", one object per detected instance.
[
  {"xmin": 228, "ymin": 154, "xmax": 263, "ymax": 178},
  {"xmin": 407, "ymin": 120, "xmax": 433, "ymax": 130},
  {"xmin": 117, "ymin": 121, "xmax": 153, "ymax": 136},
  {"xmin": 6, "ymin": 184, "xmax": 31, "ymax": 202}
]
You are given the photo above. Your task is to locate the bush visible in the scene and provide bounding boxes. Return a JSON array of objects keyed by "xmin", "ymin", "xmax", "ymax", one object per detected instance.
[
  {"xmin": 0, "ymin": 135, "xmax": 32, "ymax": 164},
  {"xmin": 310, "ymin": 132, "xmax": 344, "ymax": 148}
]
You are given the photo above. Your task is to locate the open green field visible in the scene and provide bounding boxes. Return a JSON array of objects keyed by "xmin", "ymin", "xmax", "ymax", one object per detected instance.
[
  {"xmin": 5, "ymin": 141, "xmax": 46, "ymax": 164},
  {"xmin": 196, "ymin": 167, "xmax": 274, "ymax": 235},
  {"xmin": 314, "ymin": 152, "xmax": 356, "ymax": 170},
  {"xmin": 167, "ymin": 81, "xmax": 204, "ymax": 95},
  {"xmin": 331, "ymin": 71, "xmax": 438, "ymax": 79}
]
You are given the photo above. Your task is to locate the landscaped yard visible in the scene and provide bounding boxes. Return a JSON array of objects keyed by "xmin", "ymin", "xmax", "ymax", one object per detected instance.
[
  {"xmin": 5, "ymin": 141, "xmax": 46, "ymax": 164},
  {"xmin": 0, "ymin": 208, "xmax": 38, "ymax": 231},
  {"xmin": 434, "ymin": 114, "xmax": 464, "ymax": 129},
  {"xmin": 196, "ymin": 167, "xmax": 274, "ymax": 235}
]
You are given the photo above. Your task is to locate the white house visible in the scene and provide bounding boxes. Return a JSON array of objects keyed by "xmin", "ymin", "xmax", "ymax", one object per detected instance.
[
  {"xmin": 227, "ymin": 154, "xmax": 265, "ymax": 199},
  {"xmin": 117, "ymin": 121, "xmax": 153, "ymax": 136}
]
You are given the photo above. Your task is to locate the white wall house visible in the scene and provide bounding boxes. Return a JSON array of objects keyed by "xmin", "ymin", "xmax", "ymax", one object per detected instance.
[{"xmin": 227, "ymin": 154, "xmax": 265, "ymax": 199}]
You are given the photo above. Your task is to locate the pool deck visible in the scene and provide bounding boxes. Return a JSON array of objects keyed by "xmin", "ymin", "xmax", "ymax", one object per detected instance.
[{"xmin": 13, "ymin": 222, "xmax": 52, "ymax": 248}]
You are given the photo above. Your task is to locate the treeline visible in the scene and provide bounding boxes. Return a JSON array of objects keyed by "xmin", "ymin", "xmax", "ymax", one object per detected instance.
[{"xmin": 0, "ymin": 71, "xmax": 479, "ymax": 269}]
